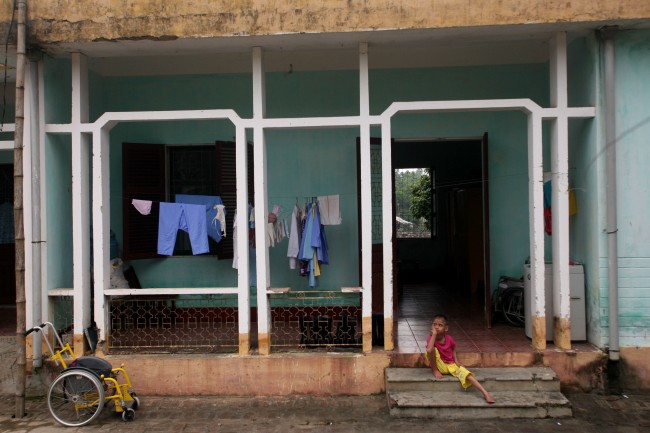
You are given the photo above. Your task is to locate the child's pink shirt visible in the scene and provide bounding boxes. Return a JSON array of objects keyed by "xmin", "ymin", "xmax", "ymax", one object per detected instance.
[{"xmin": 426, "ymin": 334, "xmax": 456, "ymax": 364}]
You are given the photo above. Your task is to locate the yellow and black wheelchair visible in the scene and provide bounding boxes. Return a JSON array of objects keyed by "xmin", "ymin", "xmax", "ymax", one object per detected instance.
[{"xmin": 25, "ymin": 322, "xmax": 140, "ymax": 427}]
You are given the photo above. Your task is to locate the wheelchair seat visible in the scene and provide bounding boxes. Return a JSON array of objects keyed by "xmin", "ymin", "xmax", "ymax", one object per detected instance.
[{"xmin": 69, "ymin": 356, "xmax": 113, "ymax": 379}]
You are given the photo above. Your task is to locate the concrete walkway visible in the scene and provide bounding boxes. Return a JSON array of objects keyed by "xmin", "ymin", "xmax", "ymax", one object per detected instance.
[
  {"xmin": 1, "ymin": 391, "xmax": 649, "ymax": 432},
  {"xmin": 2, "ymin": 330, "xmax": 649, "ymax": 432}
]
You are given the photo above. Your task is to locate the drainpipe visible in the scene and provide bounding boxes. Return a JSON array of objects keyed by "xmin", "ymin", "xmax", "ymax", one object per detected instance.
[
  {"xmin": 29, "ymin": 53, "xmax": 42, "ymax": 368},
  {"xmin": 599, "ymin": 26, "xmax": 620, "ymax": 391},
  {"xmin": 14, "ymin": 0, "xmax": 27, "ymax": 419}
]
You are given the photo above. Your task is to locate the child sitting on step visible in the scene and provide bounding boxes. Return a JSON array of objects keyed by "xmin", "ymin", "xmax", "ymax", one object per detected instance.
[{"xmin": 425, "ymin": 314, "xmax": 495, "ymax": 404}]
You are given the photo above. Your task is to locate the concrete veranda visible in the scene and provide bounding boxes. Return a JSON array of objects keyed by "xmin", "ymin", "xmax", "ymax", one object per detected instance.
[{"xmin": 1, "ymin": 391, "xmax": 650, "ymax": 432}]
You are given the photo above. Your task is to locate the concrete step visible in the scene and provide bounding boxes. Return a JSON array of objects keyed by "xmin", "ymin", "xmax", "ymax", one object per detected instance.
[
  {"xmin": 386, "ymin": 366, "xmax": 562, "ymax": 392},
  {"xmin": 388, "ymin": 390, "xmax": 572, "ymax": 419}
]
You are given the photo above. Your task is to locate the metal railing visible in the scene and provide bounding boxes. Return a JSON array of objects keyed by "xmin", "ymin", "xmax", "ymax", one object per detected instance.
[
  {"xmin": 269, "ymin": 290, "xmax": 362, "ymax": 352},
  {"xmin": 108, "ymin": 294, "xmax": 239, "ymax": 354}
]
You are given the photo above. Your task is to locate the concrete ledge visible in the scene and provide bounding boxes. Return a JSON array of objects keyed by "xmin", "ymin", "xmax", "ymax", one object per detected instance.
[{"xmin": 103, "ymin": 351, "xmax": 391, "ymax": 396}]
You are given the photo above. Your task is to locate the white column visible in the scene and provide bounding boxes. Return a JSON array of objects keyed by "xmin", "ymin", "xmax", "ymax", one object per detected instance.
[
  {"xmin": 381, "ymin": 120, "xmax": 394, "ymax": 351},
  {"xmin": 252, "ymin": 47, "xmax": 271, "ymax": 354},
  {"xmin": 359, "ymin": 43, "xmax": 373, "ymax": 352},
  {"xmin": 71, "ymin": 53, "xmax": 91, "ymax": 355},
  {"xmin": 528, "ymin": 112, "xmax": 546, "ymax": 350},
  {"xmin": 92, "ymin": 126, "xmax": 111, "ymax": 342},
  {"xmin": 550, "ymin": 32, "xmax": 571, "ymax": 349},
  {"xmin": 235, "ymin": 123, "xmax": 250, "ymax": 355}
]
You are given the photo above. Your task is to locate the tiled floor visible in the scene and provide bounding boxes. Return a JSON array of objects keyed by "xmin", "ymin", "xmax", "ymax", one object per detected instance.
[{"xmin": 394, "ymin": 282, "xmax": 596, "ymax": 354}]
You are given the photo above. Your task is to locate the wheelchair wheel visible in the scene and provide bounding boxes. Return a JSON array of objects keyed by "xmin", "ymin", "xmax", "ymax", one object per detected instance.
[
  {"xmin": 122, "ymin": 407, "xmax": 136, "ymax": 421},
  {"xmin": 502, "ymin": 288, "xmax": 525, "ymax": 327},
  {"xmin": 47, "ymin": 368, "xmax": 105, "ymax": 427}
]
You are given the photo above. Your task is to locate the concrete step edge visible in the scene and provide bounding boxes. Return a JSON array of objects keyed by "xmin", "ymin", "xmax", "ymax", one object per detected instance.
[
  {"xmin": 387, "ymin": 390, "xmax": 571, "ymax": 409},
  {"xmin": 387, "ymin": 381, "xmax": 560, "ymax": 393},
  {"xmin": 386, "ymin": 366, "xmax": 560, "ymax": 383}
]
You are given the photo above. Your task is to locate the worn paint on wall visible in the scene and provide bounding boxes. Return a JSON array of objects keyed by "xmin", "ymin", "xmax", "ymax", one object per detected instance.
[
  {"xmin": 567, "ymin": 35, "xmax": 601, "ymax": 346},
  {"xmin": 3, "ymin": 1, "xmax": 649, "ymax": 45},
  {"xmin": 595, "ymin": 30, "xmax": 650, "ymax": 348}
]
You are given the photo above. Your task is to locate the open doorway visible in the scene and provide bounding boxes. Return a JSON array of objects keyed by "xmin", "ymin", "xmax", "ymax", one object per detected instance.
[{"xmin": 392, "ymin": 136, "xmax": 491, "ymax": 327}]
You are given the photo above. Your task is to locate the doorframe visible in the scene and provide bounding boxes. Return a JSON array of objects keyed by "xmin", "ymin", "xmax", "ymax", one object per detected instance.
[
  {"xmin": 481, "ymin": 133, "xmax": 492, "ymax": 328},
  {"xmin": 389, "ymin": 136, "xmax": 491, "ymax": 326}
]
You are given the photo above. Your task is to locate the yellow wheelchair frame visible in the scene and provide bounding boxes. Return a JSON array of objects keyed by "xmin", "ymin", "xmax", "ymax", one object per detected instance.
[{"xmin": 26, "ymin": 322, "xmax": 140, "ymax": 427}]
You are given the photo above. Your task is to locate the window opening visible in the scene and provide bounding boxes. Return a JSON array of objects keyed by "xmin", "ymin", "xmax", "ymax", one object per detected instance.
[
  {"xmin": 394, "ymin": 168, "xmax": 436, "ymax": 239},
  {"xmin": 168, "ymin": 145, "xmax": 218, "ymax": 255}
]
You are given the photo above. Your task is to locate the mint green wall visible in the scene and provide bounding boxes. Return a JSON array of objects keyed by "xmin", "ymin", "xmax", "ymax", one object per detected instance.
[
  {"xmin": 608, "ymin": 30, "xmax": 650, "ymax": 346},
  {"xmin": 266, "ymin": 70, "xmax": 359, "ymax": 117},
  {"xmin": 43, "ymin": 58, "xmax": 74, "ymax": 291},
  {"xmin": 45, "ymin": 134, "xmax": 73, "ymax": 290},
  {"xmin": 568, "ymin": 35, "xmax": 601, "ymax": 345},
  {"xmin": 266, "ymin": 128, "xmax": 360, "ymax": 289},
  {"xmin": 45, "ymin": 59, "xmax": 553, "ymax": 295},
  {"xmin": 370, "ymin": 64, "xmax": 549, "ymax": 113},
  {"xmin": 43, "ymin": 57, "xmax": 71, "ymax": 124},
  {"xmin": 0, "ymin": 151, "xmax": 11, "ymax": 164},
  {"xmin": 568, "ymin": 30, "xmax": 650, "ymax": 348}
]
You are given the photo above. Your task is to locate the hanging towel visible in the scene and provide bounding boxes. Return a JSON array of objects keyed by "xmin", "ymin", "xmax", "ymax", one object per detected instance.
[
  {"xmin": 158, "ymin": 202, "xmax": 209, "ymax": 255},
  {"xmin": 131, "ymin": 199, "xmax": 152, "ymax": 216},
  {"xmin": 317, "ymin": 195, "xmax": 341, "ymax": 225}
]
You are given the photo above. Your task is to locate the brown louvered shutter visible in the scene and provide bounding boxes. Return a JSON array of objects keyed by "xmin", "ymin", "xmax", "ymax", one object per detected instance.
[
  {"xmin": 214, "ymin": 141, "xmax": 254, "ymax": 260},
  {"xmin": 122, "ymin": 143, "xmax": 165, "ymax": 260},
  {"xmin": 215, "ymin": 141, "xmax": 236, "ymax": 259}
]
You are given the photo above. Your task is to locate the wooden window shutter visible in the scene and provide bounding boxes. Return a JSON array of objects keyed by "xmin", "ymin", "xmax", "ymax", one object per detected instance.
[
  {"xmin": 215, "ymin": 141, "xmax": 236, "ymax": 259},
  {"xmin": 215, "ymin": 141, "xmax": 254, "ymax": 260},
  {"xmin": 122, "ymin": 143, "xmax": 165, "ymax": 260}
]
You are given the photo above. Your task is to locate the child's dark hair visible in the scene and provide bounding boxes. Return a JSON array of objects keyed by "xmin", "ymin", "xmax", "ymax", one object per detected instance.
[{"xmin": 433, "ymin": 314, "xmax": 448, "ymax": 324}]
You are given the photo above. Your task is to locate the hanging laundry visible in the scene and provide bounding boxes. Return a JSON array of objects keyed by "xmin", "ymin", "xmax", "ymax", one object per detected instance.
[
  {"xmin": 287, "ymin": 204, "xmax": 301, "ymax": 269},
  {"xmin": 158, "ymin": 202, "xmax": 209, "ymax": 256},
  {"xmin": 232, "ymin": 205, "xmax": 257, "ymax": 287},
  {"xmin": 131, "ymin": 199, "xmax": 152, "ymax": 216},
  {"xmin": 265, "ymin": 204, "xmax": 287, "ymax": 248},
  {"xmin": 543, "ymin": 174, "xmax": 552, "ymax": 235},
  {"xmin": 267, "ymin": 205, "xmax": 278, "ymax": 247},
  {"xmin": 175, "ymin": 194, "xmax": 224, "ymax": 243},
  {"xmin": 214, "ymin": 204, "xmax": 227, "ymax": 237},
  {"xmin": 542, "ymin": 174, "xmax": 577, "ymax": 236},
  {"xmin": 298, "ymin": 201, "xmax": 329, "ymax": 287},
  {"xmin": 317, "ymin": 194, "xmax": 342, "ymax": 225}
]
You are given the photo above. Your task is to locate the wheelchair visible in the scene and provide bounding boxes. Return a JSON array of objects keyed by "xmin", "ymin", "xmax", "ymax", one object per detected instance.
[{"xmin": 25, "ymin": 322, "xmax": 140, "ymax": 427}]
